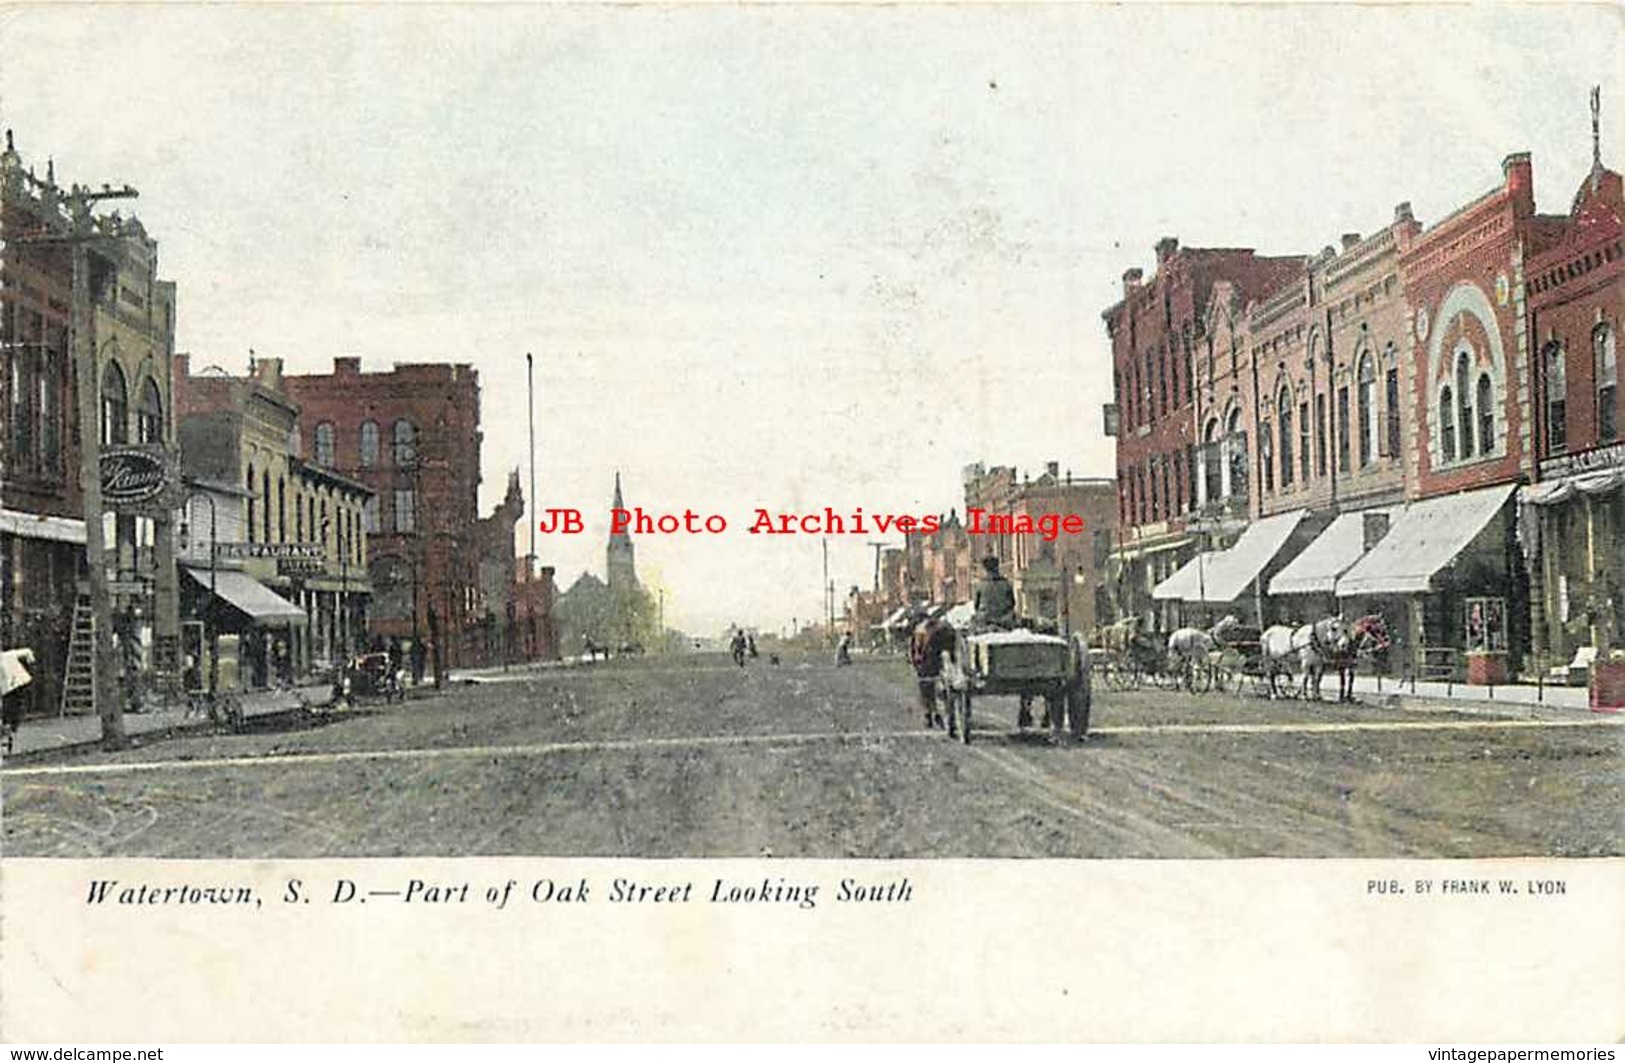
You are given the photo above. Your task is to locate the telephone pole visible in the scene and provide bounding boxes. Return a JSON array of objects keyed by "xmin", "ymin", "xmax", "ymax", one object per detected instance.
[
  {"xmin": 526, "ymin": 351, "xmax": 537, "ymax": 573},
  {"xmin": 49, "ymin": 179, "xmax": 139, "ymax": 749}
]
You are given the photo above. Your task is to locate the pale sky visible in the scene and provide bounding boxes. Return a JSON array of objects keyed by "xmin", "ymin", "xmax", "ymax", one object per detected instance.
[{"xmin": 1, "ymin": 4, "xmax": 1617, "ymax": 634}]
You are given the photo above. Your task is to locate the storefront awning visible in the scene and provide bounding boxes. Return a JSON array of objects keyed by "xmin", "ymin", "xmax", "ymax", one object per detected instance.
[
  {"xmin": 0, "ymin": 508, "xmax": 86, "ymax": 545},
  {"xmin": 1269, "ymin": 507, "xmax": 1401, "ymax": 596},
  {"xmin": 1522, "ymin": 467, "xmax": 1625, "ymax": 506},
  {"xmin": 1336, "ymin": 484, "xmax": 1517, "ymax": 597},
  {"xmin": 1151, "ymin": 551, "xmax": 1221, "ymax": 601},
  {"xmin": 1112, "ymin": 536, "xmax": 1193, "ymax": 564},
  {"xmin": 1154, "ymin": 510, "xmax": 1309, "ymax": 603},
  {"xmin": 183, "ymin": 566, "xmax": 307, "ymax": 626}
]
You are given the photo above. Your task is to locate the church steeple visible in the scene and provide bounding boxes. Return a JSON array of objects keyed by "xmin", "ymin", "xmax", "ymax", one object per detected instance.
[{"xmin": 607, "ymin": 471, "xmax": 637, "ymax": 591}]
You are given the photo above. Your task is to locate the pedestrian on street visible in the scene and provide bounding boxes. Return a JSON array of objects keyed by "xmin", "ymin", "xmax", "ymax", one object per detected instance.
[{"xmin": 909, "ymin": 608, "xmax": 957, "ymax": 732}]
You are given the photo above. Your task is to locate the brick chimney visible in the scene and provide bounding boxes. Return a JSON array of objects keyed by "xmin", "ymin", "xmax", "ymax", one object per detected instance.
[
  {"xmin": 334, "ymin": 357, "xmax": 361, "ymax": 376},
  {"xmin": 1122, "ymin": 267, "xmax": 1143, "ymax": 297},
  {"xmin": 1155, "ymin": 236, "xmax": 1179, "ymax": 265},
  {"xmin": 1046, "ymin": 461, "xmax": 1060, "ymax": 479},
  {"xmin": 253, "ymin": 356, "xmax": 283, "ymax": 390},
  {"xmin": 1502, "ymin": 152, "xmax": 1534, "ymax": 216}
]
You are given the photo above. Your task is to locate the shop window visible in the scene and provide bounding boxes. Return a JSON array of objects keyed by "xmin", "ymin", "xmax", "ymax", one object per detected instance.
[
  {"xmin": 1596, "ymin": 325, "xmax": 1617, "ymax": 443},
  {"xmin": 1464, "ymin": 597, "xmax": 1507, "ymax": 653}
]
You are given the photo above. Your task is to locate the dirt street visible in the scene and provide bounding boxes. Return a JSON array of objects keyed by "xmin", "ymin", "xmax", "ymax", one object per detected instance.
[{"xmin": 3, "ymin": 653, "xmax": 1620, "ymax": 857}]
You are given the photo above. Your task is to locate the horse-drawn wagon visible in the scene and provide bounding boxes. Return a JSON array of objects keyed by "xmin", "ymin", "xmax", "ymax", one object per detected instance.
[{"xmin": 939, "ymin": 627, "xmax": 1091, "ymax": 744}]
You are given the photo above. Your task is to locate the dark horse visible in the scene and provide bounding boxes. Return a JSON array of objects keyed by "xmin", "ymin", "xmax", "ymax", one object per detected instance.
[
  {"xmin": 582, "ymin": 636, "xmax": 611, "ymax": 662},
  {"xmin": 1325, "ymin": 614, "xmax": 1391, "ymax": 703}
]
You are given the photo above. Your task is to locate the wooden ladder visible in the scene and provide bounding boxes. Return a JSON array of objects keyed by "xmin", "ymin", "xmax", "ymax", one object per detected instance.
[{"xmin": 59, "ymin": 591, "xmax": 96, "ymax": 717}]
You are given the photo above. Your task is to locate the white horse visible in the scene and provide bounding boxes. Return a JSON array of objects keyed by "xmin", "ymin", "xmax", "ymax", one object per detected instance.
[
  {"xmin": 1260, "ymin": 617, "xmax": 1349, "ymax": 700},
  {"xmin": 1166, "ymin": 615, "xmax": 1240, "ymax": 690}
]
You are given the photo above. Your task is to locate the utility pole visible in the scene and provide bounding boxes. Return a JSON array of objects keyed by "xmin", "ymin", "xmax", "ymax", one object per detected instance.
[
  {"xmin": 821, "ymin": 537, "xmax": 831, "ymax": 640},
  {"xmin": 61, "ymin": 180, "xmax": 137, "ymax": 750},
  {"xmin": 526, "ymin": 351, "xmax": 536, "ymax": 574},
  {"xmin": 867, "ymin": 541, "xmax": 892, "ymax": 594}
]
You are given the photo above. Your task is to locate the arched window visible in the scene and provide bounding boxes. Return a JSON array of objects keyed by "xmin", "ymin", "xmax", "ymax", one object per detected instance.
[
  {"xmin": 100, "ymin": 361, "xmax": 128, "ymax": 446},
  {"xmin": 359, "ymin": 421, "xmax": 380, "ymax": 467},
  {"xmin": 1440, "ymin": 387, "xmax": 1456, "ymax": 461},
  {"xmin": 1278, "ymin": 390, "xmax": 1294, "ymax": 488},
  {"xmin": 39, "ymin": 349, "xmax": 60, "ymax": 463},
  {"xmin": 262, "ymin": 469, "xmax": 272, "ymax": 543},
  {"xmin": 1477, "ymin": 374, "xmax": 1494, "ymax": 455},
  {"xmin": 1202, "ymin": 419, "xmax": 1222, "ymax": 504},
  {"xmin": 136, "ymin": 377, "xmax": 163, "ymax": 444},
  {"xmin": 1260, "ymin": 422, "xmax": 1274, "ymax": 492},
  {"xmin": 393, "ymin": 419, "xmax": 417, "ymax": 466},
  {"xmin": 314, "ymin": 422, "xmax": 335, "ymax": 466},
  {"xmin": 1357, "ymin": 353, "xmax": 1376, "ymax": 468},
  {"xmin": 1455, "ymin": 351, "xmax": 1474, "ymax": 458},
  {"xmin": 1544, "ymin": 342, "xmax": 1567, "ymax": 453},
  {"xmin": 1226, "ymin": 406, "xmax": 1249, "ymax": 504},
  {"xmin": 1596, "ymin": 325, "xmax": 1617, "ymax": 443},
  {"xmin": 277, "ymin": 476, "xmax": 286, "ymax": 542}
]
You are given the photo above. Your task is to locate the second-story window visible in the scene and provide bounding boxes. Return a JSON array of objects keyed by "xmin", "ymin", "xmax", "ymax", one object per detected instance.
[
  {"xmin": 1440, "ymin": 386, "xmax": 1456, "ymax": 462},
  {"xmin": 137, "ymin": 378, "xmax": 163, "ymax": 444},
  {"xmin": 1477, "ymin": 374, "xmax": 1494, "ymax": 456},
  {"xmin": 100, "ymin": 361, "xmax": 128, "ymax": 446},
  {"xmin": 359, "ymin": 421, "xmax": 379, "ymax": 468},
  {"xmin": 1357, "ymin": 354, "xmax": 1376, "ymax": 468},
  {"xmin": 1337, "ymin": 386, "xmax": 1351, "ymax": 474},
  {"xmin": 1278, "ymin": 391, "xmax": 1294, "ymax": 489},
  {"xmin": 315, "ymin": 422, "xmax": 336, "ymax": 466},
  {"xmin": 1456, "ymin": 350, "xmax": 1475, "ymax": 458},
  {"xmin": 1595, "ymin": 325, "xmax": 1617, "ymax": 443},
  {"xmin": 1298, "ymin": 401, "xmax": 1310, "ymax": 483},
  {"xmin": 1545, "ymin": 342, "xmax": 1567, "ymax": 453},
  {"xmin": 394, "ymin": 419, "xmax": 417, "ymax": 466},
  {"xmin": 1385, "ymin": 365, "xmax": 1401, "ymax": 459}
]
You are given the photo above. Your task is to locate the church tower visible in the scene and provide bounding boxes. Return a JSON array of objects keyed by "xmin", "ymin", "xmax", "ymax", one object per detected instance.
[{"xmin": 607, "ymin": 471, "xmax": 638, "ymax": 592}]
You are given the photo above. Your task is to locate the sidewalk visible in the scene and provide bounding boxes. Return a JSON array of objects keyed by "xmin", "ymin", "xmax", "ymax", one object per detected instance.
[
  {"xmin": 3, "ymin": 681, "xmax": 330, "ymax": 758},
  {"xmin": 1347, "ymin": 672, "xmax": 1597, "ymax": 712}
]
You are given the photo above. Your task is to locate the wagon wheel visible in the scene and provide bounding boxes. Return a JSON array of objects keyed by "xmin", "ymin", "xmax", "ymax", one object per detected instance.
[
  {"xmin": 1192, "ymin": 659, "xmax": 1215, "ymax": 694},
  {"xmin": 1211, "ymin": 663, "xmax": 1233, "ymax": 694},
  {"xmin": 1067, "ymin": 683, "xmax": 1090, "ymax": 740}
]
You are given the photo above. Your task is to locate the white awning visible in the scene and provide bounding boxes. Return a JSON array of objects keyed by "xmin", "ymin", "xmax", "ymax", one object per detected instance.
[
  {"xmin": 1336, "ymin": 484, "xmax": 1516, "ymax": 597},
  {"xmin": 1151, "ymin": 551, "xmax": 1221, "ymax": 601},
  {"xmin": 0, "ymin": 507, "xmax": 86, "ymax": 545},
  {"xmin": 1523, "ymin": 467, "xmax": 1625, "ymax": 506},
  {"xmin": 183, "ymin": 567, "xmax": 307, "ymax": 626},
  {"xmin": 1155, "ymin": 509, "xmax": 1309, "ymax": 603},
  {"xmin": 1269, "ymin": 507, "xmax": 1401, "ymax": 596}
]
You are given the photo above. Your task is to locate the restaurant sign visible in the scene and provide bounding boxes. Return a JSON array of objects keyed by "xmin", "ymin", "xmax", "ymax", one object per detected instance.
[
  {"xmin": 99, "ymin": 446, "xmax": 175, "ymax": 513},
  {"xmin": 216, "ymin": 542, "xmax": 325, "ymax": 561}
]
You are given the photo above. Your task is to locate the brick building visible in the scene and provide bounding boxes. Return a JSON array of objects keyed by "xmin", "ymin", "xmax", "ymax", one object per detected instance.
[
  {"xmin": 1522, "ymin": 144, "xmax": 1623, "ymax": 671},
  {"xmin": 173, "ymin": 355, "xmax": 372, "ymax": 684},
  {"xmin": 1101, "ymin": 240, "xmax": 1302, "ymax": 629},
  {"xmin": 1, "ymin": 129, "xmax": 179, "ymax": 716},
  {"xmin": 283, "ymin": 357, "xmax": 487, "ymax": 668}
]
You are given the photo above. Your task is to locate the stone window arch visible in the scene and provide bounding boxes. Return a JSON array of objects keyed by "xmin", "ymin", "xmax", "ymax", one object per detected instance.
[{"xmin": 1426, "ymin": 282, "xmax": 1505, "ymax": 468}]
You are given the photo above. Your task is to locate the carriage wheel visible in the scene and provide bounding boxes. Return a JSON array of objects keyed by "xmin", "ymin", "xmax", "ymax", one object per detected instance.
[
  {"xmin": 1193, "ymin": 662, "xmax": 1215, "ymax": 694},
  {"xmin": 1067, "ymin": 684, "xmax": 1090, "ymax": 740},
  {"xmin": 1211, "ymin": 665, "xmax": 1232, "ymax": 694}
]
